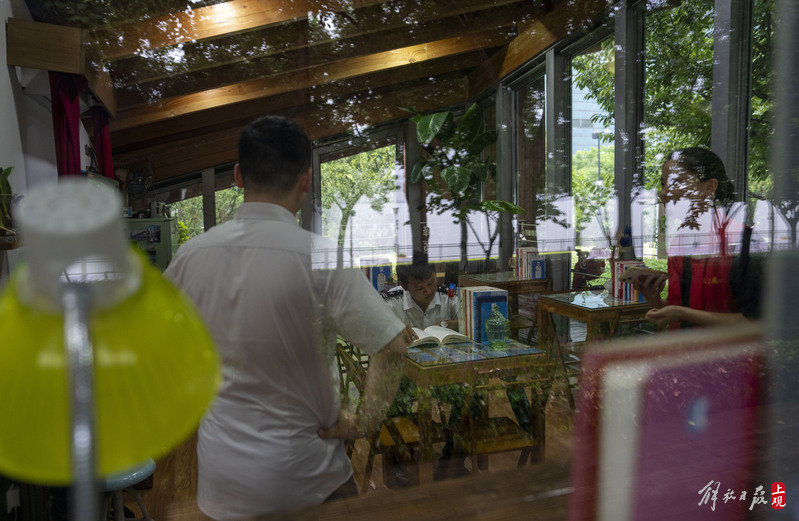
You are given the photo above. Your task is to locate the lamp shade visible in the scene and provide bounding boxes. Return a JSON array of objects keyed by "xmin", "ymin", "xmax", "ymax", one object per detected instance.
[{"xmin": 0, "ymin": 180, "xmax": 220, "ymax": 485}]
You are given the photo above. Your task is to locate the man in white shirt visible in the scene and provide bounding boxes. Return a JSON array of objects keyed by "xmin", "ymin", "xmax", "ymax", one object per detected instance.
[
  {"xmin": 384, "ymin": 256, "xmax": 459, "ymax": 332},
  {"xmin": 165, "ymin": 116, "xmax": 407, "ymax": 519},
  {"xmin": 382, "ymin": 256, "xmax": 468, "ymax": 480}
]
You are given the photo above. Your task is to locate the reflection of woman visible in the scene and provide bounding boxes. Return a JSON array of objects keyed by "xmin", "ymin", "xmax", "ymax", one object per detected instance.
[{"xmin": 635, "ymin": 147, "xmax": 748, "ymax": 329}]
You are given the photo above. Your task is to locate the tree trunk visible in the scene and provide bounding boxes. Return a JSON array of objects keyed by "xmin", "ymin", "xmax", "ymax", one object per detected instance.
[
  {"xmin": 460, "ymin": 220, "xmax": 468, "ymax": 272},
  {"xmin": 337, "ymin": 210, "xmax": 353, "ymax": 267}
]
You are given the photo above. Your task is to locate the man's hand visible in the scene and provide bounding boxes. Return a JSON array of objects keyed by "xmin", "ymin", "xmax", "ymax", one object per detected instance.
[
  {"xmin": 318, "ymin": 410, "xmax": 365, "ymax": 441},
  {"xmin": 402, "ymin": 323, "xmax": 418, "ymax": 343}
]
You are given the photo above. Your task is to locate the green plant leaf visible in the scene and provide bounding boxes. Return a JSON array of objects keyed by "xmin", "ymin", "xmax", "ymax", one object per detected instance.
[
  {"xmin": 441, "ymin": 166, "xmax": 471, "ymax": 193},
  {"xmin": 416, "ymin": 112, "xmax": 452, "ymax": 145},
  {"xmin": 481, "ymin": 200, "xmax": 525, "ymax": 214},
  {"xmin": 410, "ymin": 162, "xmax": 425, "ymax": 184},
  {"xmin": 465, "ymin": 131, "xmax": 497, "ymax": 156},
  {"xmin": 453, "ymin": 103, "xmax": 485, "ymax": 145},
  {"xmin": 0, "ymin": 167, "xmax": 13, "ymax": 193}
]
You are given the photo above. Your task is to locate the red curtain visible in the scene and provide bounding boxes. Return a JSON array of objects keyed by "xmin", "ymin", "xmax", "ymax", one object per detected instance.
[
  {"xmin": 90, "ymin": 105, "xmax": 114, "ymax": 179},
  {"xmin": 48, "ymin": 71, "xmax": 88, "ymax": 176}
]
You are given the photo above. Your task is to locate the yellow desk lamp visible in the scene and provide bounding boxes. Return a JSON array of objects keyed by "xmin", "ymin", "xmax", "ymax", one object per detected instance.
[{"xmin": 0, "ymin": 179, "xmax": 220, "ymax": 519}]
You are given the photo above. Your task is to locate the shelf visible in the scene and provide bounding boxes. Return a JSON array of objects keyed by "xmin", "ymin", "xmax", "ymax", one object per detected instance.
[{"xmin": 0, "ymin": 235, "xmax": 19, "ymax": 251}]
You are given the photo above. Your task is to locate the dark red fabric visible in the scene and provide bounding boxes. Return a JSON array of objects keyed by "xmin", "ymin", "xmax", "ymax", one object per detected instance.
[
  {"xmin": 48, "ymin": 72, "xmax": 88, "ymax": 176},
  {"xmin": 667, "ymin": 255, "xmax": 735, "ymax": 330},
  {"xmin": 90, "ymin": 105, "xmax": 114, "ymax": 179}
]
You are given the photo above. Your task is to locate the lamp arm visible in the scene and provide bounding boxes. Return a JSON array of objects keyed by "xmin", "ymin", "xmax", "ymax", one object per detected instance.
[{"xmin": 63, "ymin": 283, "xmax": 99, "ymax": 521}]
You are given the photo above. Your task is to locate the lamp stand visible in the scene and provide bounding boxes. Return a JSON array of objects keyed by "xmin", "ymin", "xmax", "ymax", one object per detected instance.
[{"xmin": 62, "ymin": 283, "xmax": 99, "ymax": 521}]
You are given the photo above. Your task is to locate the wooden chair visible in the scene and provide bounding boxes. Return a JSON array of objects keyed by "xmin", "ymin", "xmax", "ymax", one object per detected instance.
[
  {"xmin": 452, "ymin": 360, "xmax": 554, "ymax": 474},
  {"xmin": 335, "ymin": 341, "xmax": 439, "ymax": 492}
]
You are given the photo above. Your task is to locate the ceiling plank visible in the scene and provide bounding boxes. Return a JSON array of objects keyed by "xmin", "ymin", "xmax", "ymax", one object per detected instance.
[
  {"xmin": 92, "ymin": 0, "xmax": 391, "ymax": 61},
  {"xmin": 111, "ymin": 2, "xmax": 530, "ymax": 98},
  {"xmin": 107, "ymin": 0, "xmax": 536, "ymax": 87},
  {"xmin": 110, "ymin": 53, "xmax": 485, "ymax": 151},
  {"xmin": 7, "ymin": 18, "xmax": 116, "ymax": 115},
  {"xmin": 114, "ymin": 9, "xmax": 522, "ymax": 107},
  {"xmin": 110, "ymin": 30, "xmax": 508, "ymax": 132},
  {"xmin": 467, "ymin": 0, "xmax": 614, "ymax": 97},
  {"xmin": 6, "ymin": 18, "xmax": 82, "ymax": 73},
  {"xmin": 114, "ymin": 77, "xmax": 469, "ymax": 182}
]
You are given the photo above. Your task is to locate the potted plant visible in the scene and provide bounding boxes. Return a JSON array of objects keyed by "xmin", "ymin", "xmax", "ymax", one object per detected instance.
[
  {"xmin": 405, "ymin": 103, "xmax": 523, "ymax": 271},
  {"xmin": 1, "ymin": 166, "xmax": 17, "ymax": 241}
]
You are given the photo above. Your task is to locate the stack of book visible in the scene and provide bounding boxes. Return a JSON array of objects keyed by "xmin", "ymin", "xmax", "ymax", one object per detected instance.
[
  {"xmin": 516, "ymin": 247, "xmax": 546, "ymax": 280},
  {"xmin": 363, "ymin": 264, "xmax": 392, "ymax": 292},
  {"xmin": 611, "ymin": 260, "xmax": 646, "ymax": 301},
  {"xmin": 458, "ymin": 285, "xmax": 509, "ymax": 344}
]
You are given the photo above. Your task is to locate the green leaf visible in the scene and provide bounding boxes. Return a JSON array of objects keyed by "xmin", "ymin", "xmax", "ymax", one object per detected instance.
[
  {"xmin": 465, "ymin": 131, "xmax": 497, "ymax": 156},
  {"xmin": 481, "ymin": 200, "xmax": 524, "ymax": 214},
  {"xmin": 441, "ymin": 166, "xmax": 470, "ymax": 193},
  {"xmin": 410, "ymin": 162, "xmax": 425, "ymax": 184},
  {"xmin": 0, "ymin": 167, "xmax": 12, "ymax": 193},
  {"xmin": 416, "ymin": 112, "xmax": 452, "ymax": 145},
  {"xmin": 454, "ymin": 103, "xmax": 484, "ymax": 143}
]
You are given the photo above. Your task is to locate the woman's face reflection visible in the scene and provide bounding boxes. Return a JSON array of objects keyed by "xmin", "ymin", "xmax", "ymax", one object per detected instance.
[{"xmin": 660, "ymin": 159, "xmax": 719, "ymax": 230}]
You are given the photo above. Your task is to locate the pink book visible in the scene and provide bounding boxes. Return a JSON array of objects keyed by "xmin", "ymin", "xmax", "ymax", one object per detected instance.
[{"xmin": 568, "ymin": 323, "xmax": 764, "ymax": 521}]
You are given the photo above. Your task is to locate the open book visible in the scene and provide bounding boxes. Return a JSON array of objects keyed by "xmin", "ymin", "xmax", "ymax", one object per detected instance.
[{"xmin": 408, "ymin": 325, "xmax": 470, "ymax": 348}]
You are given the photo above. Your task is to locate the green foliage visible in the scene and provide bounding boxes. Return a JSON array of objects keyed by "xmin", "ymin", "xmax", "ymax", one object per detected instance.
[
  {"xmin": 215, "ymin": 186, "xmax": 244, "ymax": 225},
  {"xmin": 571, "ymin": 146, "xmax": 616, "ymax": 244},
  {"xmin": 177, "ymin": 220, "xmax": 190, "ymax": 245},
  {"xmin": 170, "ymin": 195, "xmax": 204, "ymax": 241},
  {"xmin": 408, "ymin": 103, "xmax": 523, "ymax": 264},
  {"xmin": 572, "ymin": 0, "xmax": 775, "ymax": 193},
  {"xmin": 320, "ymin": 145, "xmax": 398, "ymax": 249},
  {"xmin": 1, "ymin": 166, "xmax": 14, "ymax": 234}
]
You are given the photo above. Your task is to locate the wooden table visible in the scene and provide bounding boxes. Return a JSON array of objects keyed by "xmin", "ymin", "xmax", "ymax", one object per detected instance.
[
  {"xmin": 257, "ymin": 460, "xmax": 572, "ymax": 521},
  {"xmin": 537, "ymin": 290, "xmax": 652, "ymax": 408},
  {"xmin": 404, "ymin": 341, "xmax": 550, "ymax": 484}
]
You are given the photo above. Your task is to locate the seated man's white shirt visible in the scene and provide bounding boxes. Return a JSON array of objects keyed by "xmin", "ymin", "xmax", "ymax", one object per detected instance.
[
  {"xmin": 164, "ymin": 203, "xmax": 404, "ymax": 520},
  {"xmin": 385, "ymin": 289, "xmax": 459, "ymax": 329}
]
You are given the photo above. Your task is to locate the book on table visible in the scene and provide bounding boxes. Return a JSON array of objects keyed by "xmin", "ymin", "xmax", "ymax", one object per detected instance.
[
  {"xmin": 458, "ymin": 285, "xmax": 509, "ymax": 344},
  {"xmin": 408, "ymin": 325, "xmax": 471, "ymax": 348}
]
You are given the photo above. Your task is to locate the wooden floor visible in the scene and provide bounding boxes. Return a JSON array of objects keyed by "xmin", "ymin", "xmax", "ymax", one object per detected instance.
[{"xmin": 138, "ymin": 382, "xmax": 575, "ymax": 520}]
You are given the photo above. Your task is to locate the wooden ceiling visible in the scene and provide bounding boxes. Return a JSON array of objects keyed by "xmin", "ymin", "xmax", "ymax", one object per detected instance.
[{"xmin": 10, "ymin": 0, "xmax": 613, "ymax": 184}]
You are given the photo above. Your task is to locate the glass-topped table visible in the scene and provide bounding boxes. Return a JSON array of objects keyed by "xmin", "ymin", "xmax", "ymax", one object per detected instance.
[
  {"xmin": 537, "ymin": 290, "xmax": 652, "ymax": 408},
  {"xmin": 404, "ymin": 340, "xmax": 551, "ymax": 484}
]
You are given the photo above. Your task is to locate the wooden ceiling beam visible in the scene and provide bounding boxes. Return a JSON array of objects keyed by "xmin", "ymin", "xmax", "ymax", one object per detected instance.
[
  {"xmin": 114, "ymin": 11, "xmax": 521, "ymax": 107},
  {"xmin": 92, "ymin": 0, "xmax": 391, "ymax": 61},
  {"xmin": 110, "ymin": 2, "xmax": 530, "ymax": 97},
  {"xmin": 110, "ymin": 53, "xmax": 484, "ymax": 151},
  {"xmin": 6, "ymin": 18, "xmax": 116, "ymax": 115},
  {"xmin": 114, "ymin": 77, "xmax": 469, "ymax": 182},
  {"xmin": 467, "ymin": 0, "xmax": 613, "ymax": 97},
  {"xmin": 110, "ymin": 30, "xmax": 507, "ymax": 132}
]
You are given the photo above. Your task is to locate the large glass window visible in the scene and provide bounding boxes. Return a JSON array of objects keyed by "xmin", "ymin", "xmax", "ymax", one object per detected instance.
[
  {"xmin": 642, "ymin": 1, "xmax": 716, "ymax": 258},
  {"xmin": 514, "ymin": 74, "xmax": 549, "ymax": 250},
  {"xmin": 571, "ymin": 36, "xmax": 616, "ymax": 256},
  {"xmin": 319, "ymin": 140, "xmax": 405, "ymax": 269}
]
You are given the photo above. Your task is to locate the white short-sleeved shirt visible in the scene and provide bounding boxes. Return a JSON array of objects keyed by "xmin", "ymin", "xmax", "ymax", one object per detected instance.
[
  {"xmin": 164, "ymin": 202, "xmax": 404, "ymax": 520},
  {"xmin": 384, "ymin": 289, "xmax": 459, "ymax": 329}
]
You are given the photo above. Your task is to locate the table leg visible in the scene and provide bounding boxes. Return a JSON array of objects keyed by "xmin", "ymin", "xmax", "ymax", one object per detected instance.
[{"xmin": 416, "ymin": 385, "xmax": 435, "ymax": 484}]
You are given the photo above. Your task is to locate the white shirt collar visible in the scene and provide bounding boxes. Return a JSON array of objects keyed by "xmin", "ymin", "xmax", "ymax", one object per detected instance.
[
  {"xmin": 402, "ymin": 290, "xmax": 443, "ymax": 314},
  {"xmin": 235, "ymin": 202, "xmax": 298, "ymax": 226}
]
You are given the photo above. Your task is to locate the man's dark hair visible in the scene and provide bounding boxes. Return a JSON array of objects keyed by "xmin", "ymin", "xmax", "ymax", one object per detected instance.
[
  {"xmin": 238, "ymin": 115, "xmax": 311, "ymax": 195},
  {"xmin": 397, "ymin": 251, "xmax": 436, "ymax": 286},
  {"xmin": 668, "ymin": 147, "xmax": 736, "ymax": 207}
]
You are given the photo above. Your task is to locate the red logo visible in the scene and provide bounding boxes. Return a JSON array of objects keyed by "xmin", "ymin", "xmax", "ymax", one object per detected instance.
[{"xmin": 771, "ymin": 482, "xmax": 786, "ymax": 510}]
